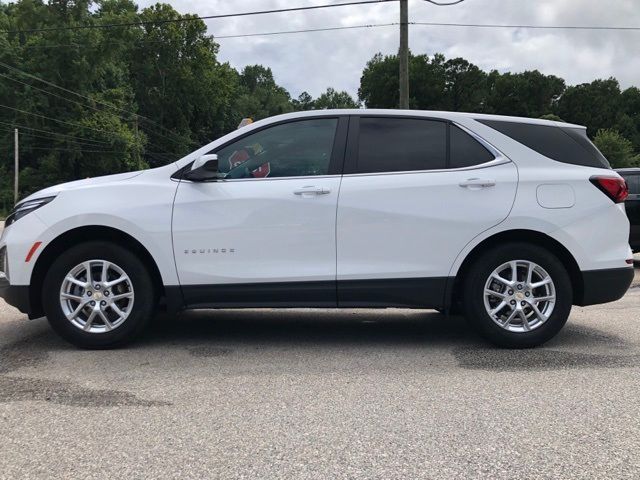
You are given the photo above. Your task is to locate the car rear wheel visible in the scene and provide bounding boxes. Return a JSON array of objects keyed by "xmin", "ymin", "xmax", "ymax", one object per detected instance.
[
  {"xmin": 43, "ymin": 241, "xmax": 156, "ymax": 348},
  {"xmin": 462, "ymin": 243, "xmax": 572, "ymax": 348}
]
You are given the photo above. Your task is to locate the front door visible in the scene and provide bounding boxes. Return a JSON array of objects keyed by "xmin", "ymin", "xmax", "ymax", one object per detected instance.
[{"xmin": 172, "ymin": 117, "xmax": 347, "ymax": 307}]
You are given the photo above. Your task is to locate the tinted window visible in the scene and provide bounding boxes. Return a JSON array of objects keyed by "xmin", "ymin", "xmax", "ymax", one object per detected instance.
[
  {"xmin": 478, "ymin": 120, "xmax": 610, "ymax": 169},
  {"xmin": 623, "ymin": 174, "xmax": 640, "ymax": 195},
  {"xmin": 357, "ymin": 118, "xmax": 446, "ymax": 173},
  {"xmin": 214, "ymin": 118, "xmax": 338, "ymax": 179},
  {"xmin": 450, "ymin": 125, "xmax": 494, "ymax": 168}
]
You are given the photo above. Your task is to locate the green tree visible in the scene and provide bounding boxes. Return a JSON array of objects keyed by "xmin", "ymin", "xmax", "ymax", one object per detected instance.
[
  {"xmin": 443, "ymin": 57, "xmax": 487, "ymax": 112},
  {"xmin": 292, "ymin": 91, "xmax": 314, "ymax": 110},
  {"xmin": 593, "ymin": 129, "xmax": 639, "ymax": 168},
  {"xmin": 555, "ymin": 79, "xmax": 623, "ymax": 138},
  {"xmin": 232, "ymin": 65, "xmax": 293, "ymax": 122},
  {"xmin": 358, "ymin": 52, "xmax": 448, "ymax": 109},
  {"xmin": 313, "ymin": 88, "xmax": 360, "ymax": 109},
  {"xmin": 485, "ymin": 70, "xmax": 565, "ymax": 118}
]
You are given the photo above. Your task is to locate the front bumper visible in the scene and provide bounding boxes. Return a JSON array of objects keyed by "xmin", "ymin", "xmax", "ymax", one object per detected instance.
[
  {"xmin": 577, "ymin": 267, "xmax": 635, "ymax": 306},
  {"xmin": 0, "ymin": 277, "xmax": 31, "ymax": 315}
]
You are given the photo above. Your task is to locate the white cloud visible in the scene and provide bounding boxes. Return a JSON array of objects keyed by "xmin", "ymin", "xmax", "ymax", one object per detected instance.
[{"xmin": 135, "ymin": 0, "xmax": 640, "ymax": 98}]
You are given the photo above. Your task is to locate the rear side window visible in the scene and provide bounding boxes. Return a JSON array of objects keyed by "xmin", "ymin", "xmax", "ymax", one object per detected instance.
[
  {"xmin": 357, "ymin": 117, "xmax": 447, "ymax": 173},
  {"xmin": 450, "ymin": 125, "xmax": 495, "ymax": 168},
  {"xmin": 478, "ymin": 120, "xmax": 610, "ymax": 169}
]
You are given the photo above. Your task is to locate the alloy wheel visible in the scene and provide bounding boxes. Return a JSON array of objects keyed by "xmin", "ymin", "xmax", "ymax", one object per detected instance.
[
  {"xmin": 59, "ymin": 259, "xmax": 135, "ymax": 333},
  {"xmin": 483, "ymin": 259, "xmax": 556, "ymax": 333}
]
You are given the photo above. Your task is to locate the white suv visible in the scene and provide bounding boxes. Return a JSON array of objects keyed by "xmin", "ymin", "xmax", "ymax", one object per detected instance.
[{"xmin": 0, "ymin": 110, "xmax": 634, "ymax": 348}]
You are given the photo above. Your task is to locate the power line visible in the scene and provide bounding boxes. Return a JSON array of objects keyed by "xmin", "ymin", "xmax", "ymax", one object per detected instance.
[
  {"xmin": 0, "ymin": 126, "xmax": 113, "ymax": 148},
  {"xmin": 0, "ymin": 69, "xmax": 187, "ymax": 154},
  {"xmin": 0, "ymin": 0, "xmax": 397, "ymax": 34},
  {"xmin": 0, "ymin": 103, "xmax": 126, "ymax": 137},
  {"xmin": 12, "ymin": 19, "xmax": 640, "ymax": 50},
  {"xmin": 0, "ymin": 61, "xmax": 197, "ymax": 148},
  {"xmin": 9, "ymin": 23, "xmax": 400, "ymax": 47},
  {"xmin": 0, "ymin": 120, "xmax": 111, "ymax": 145},
  {"xmin": 411, "ymin": 21, "xmax": 640, "ymax": 31},
  {"xmin": 216, "ymin": 22, "xmax": 399, "ymax": 39}
]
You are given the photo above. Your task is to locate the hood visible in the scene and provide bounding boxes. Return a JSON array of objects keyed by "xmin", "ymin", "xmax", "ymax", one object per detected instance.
[{"xmin": 20, "ymin": 170, "xmax": 145, "ymax": 204}]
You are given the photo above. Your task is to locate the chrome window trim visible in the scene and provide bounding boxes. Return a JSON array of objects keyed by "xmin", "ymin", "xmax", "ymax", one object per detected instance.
[
  {"xmin": 341, "ymin": 157, "xmax": 511, "ymax": 178},
  {"xmin": 179, "ymin": 174, "xmax": 343, "ymax": 183}
]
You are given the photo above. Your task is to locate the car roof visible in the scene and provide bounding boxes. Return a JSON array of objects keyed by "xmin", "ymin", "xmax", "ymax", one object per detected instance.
[
  {"xmin": 255, "ymin": 109, "xmax": 585, "ymax": 130},
  {"xmin": 615, "ymin": 168, "xmax": 640, "ymax": 173}
]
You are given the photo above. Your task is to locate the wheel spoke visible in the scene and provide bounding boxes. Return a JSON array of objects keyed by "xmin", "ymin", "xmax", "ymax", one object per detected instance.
[
  {"xmin": 533, "ymin": 295, "xmax": 555, "ymax": 303},
  {"xmin": 61, "ymin": 292, "xmax": 83, "ymax": 302},
  {"xmin": 110, "ymin": 292, "xmax": 134, "ymax": 302},
  {"xmin": 84, "ymin": 309, "xmax": 98, "ymax": 331},
  {"xmin": 485, "ymin": 288, "xmax": 507, "ymax": 299},
  {"xmin": 97, "ymin": 310, "xmax": 113, "ymax": 331},
  {"xmin": 519, "ymin": 310, "xmax": 531, "ymax": 331},
  {"xmin": 526, "ymin": 262, "xmax": 534, "ymax": 285},
  {"xmin": 491, "ymin": 273, "xmax": 513, "ymax": 287},
  {"xmin": 65, "ymin": 302, "xmax": 86, "ymax": 320},
  {"xmin": 104, "ymin": 276, "xmax": 127, "ymax": 289},
  {"xmin": 502, "ymin": 308, "xmax": 518, "ymax": 328},
  {"xmin": 528, "ymin": 302, "xmax": 547, "ymax": 323},
  {"xmin": 101, "ymin": 261, "xmax": 110, "ymax": 283},
  {"xmin": 531, "ymin": 277, "xmax": 552, "ymax": 289},
  {"xmin": 490, "ymin": 301, "xmax": 507, "ymax": 316},
  {"xmin": 110, "ymin": 303, "xmax": 126, "ymax": 319},
  {"xmin": 83, "ymin": 261, "xmax": 93, "ymax": 284},
  {"xmin": 510, "ymin": 261, "xmax": 518, "ymax": 282},
  {"xmin": 65, "ymin": 276, "xmax": 88, "ymax": 289}
]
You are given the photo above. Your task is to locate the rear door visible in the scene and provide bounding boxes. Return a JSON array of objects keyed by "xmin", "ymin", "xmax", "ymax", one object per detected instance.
[{"xmin": 336, "ymin": 115, "xmax": 518, "ymax": 307}]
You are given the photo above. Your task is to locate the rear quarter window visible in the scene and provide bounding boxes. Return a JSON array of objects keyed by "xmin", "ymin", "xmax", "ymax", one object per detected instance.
[
  {"xmin": 478, "ymin": 119, "xmax": 610, "ymax": 169},
  {"xmin": 450, "ymin": 125, "xmax": 495, "ymax": 168}
]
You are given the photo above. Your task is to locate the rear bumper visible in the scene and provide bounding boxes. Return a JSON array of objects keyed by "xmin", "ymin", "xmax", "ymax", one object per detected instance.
[
  {"xmin": 0, "ymin": 277, "xmax": 31, "ymax": 315},
  {"xmin": 577, "ymin": 267, "xmax": 635, "ymax": 306}
]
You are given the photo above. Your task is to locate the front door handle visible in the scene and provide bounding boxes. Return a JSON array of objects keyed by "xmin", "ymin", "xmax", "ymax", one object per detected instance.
[
  {"xmin": 459, "ymin": 178, "xmax": 496, "ymax": 189},
  {"xmin": 293, "ymin": 186, "xmax": 331, "ymax": 196}
]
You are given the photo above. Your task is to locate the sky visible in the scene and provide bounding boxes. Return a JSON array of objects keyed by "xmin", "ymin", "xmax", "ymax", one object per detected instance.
[{"xmin": 136, "ymin": 0, "xmax": 640, "ymax": 100}]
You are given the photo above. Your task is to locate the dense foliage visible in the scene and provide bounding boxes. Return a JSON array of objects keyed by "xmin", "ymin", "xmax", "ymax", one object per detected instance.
[
  {"xmin": 360, "ymin": 52, "xmax": 640, "ymax": 168},
  {"xmin": 0, "ymin": 1, "xmax": 638, "ymax": 214}
]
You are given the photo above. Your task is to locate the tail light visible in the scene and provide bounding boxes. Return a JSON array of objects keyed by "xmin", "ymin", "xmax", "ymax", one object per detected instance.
[{"xmin": 589, "ymin": 176, "xmax": 628, "ymax": 203}]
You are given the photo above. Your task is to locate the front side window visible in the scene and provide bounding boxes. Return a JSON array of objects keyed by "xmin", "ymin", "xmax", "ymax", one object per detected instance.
[
  {"xmin": 357, "ymin": 118, "xmax": 447, "ymax": 173},
  {"xmin": 214, "ymin": 118, "xmax": 338, "ymax": 179}
]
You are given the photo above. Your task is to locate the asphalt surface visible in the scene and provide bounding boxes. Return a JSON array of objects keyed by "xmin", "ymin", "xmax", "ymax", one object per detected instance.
[{"xmin": 0, "ymin": 257, "xmax": 639, "ymax": 479}]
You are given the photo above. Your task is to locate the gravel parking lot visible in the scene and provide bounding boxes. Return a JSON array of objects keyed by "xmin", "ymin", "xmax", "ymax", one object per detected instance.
[{"xmin": 0, "ymin": 262, "xmax": 639, "ymax": 479}]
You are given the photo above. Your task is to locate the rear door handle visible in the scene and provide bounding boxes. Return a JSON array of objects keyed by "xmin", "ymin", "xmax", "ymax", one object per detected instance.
[
  {"xmin": 293, "ymin": 186, "xmax": 331, "ymax": 196},
  {"xmin": 459, "ymin": 178, "xmax": 496, "ymax": 189}
]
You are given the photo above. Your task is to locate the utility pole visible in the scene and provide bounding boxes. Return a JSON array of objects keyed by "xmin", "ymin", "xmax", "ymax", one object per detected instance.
[
  {"xmin": 399, "ymin": 0, "xmax": 409, "ymax": 109},
  {"xmin": 13, "ymin": 128, "xmax": 18, "ymax": 204}
]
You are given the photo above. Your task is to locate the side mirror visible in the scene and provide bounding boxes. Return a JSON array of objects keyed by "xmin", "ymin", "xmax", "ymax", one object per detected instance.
[{"xmin": 184, "ymin": 154, "xmax": 221, "ymax": 181}]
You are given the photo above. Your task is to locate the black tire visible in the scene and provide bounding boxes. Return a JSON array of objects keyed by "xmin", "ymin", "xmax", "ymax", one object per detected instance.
[
  {"xmin": 42, "ymin": 241, "xmax": 156, "ymax": 349},
  {"xmin": 462, "ymin": 242, "xmax": 572, "ymax": 348}
]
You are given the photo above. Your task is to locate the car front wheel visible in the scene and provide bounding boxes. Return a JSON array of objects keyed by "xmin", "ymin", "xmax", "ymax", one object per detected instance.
[{"xmin": 42, "ymin": 241, "xmax": 156, "ymax": 348}]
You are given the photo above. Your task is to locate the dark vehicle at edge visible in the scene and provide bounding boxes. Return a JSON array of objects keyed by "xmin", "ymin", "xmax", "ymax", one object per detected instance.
[{"xmin": 616, "ymin": 168, "xmax": 640, "ymax": 252}]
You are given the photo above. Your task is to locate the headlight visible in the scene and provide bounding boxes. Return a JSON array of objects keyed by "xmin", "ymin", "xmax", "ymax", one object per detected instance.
[{"xmin": 5, "ymin": 196, "xmax": 57, "ymax": 226}]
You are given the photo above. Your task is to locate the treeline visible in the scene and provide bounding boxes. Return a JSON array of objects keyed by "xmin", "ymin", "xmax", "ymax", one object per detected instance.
[
  {"xmin": 360, "ymin": 52, "xmax": 640, "ymax": 168},
  {"xmin": 0, "ymin": 1, "xmax": 638, "ymax": 213}
]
